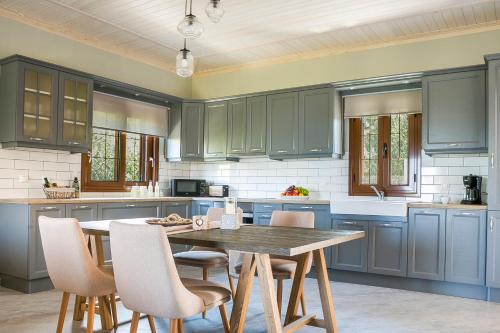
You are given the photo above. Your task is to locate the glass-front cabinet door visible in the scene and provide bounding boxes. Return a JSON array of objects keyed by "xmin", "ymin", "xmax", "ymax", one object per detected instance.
[
  {"xmin": 18, "ymin": 63, "xmax": 58, "ymax": 144},
  {"xmin": 57, "ymin": 73, "xmax": 93, "ymax": 149}
]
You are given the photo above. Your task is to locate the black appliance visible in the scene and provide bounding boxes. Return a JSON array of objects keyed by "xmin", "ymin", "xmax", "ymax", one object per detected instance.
[
  {"xmin": 171, "ymin": 179, "xmax": 207, "ymax": 197},
  {"xmin": 461, "ymin": 174, "xmax": 482, "ymax": 205}
]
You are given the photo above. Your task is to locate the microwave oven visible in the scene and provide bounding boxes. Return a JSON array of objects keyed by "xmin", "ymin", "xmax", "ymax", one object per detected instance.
[{"xmin": 171, "ymin": 179, "xmax": 207, "ymax": 197}]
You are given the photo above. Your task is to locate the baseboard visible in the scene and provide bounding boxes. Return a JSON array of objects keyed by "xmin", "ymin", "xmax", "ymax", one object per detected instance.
[{"xmin": 0, "ymin": 274, "xmax": 53, "ymax": 293}]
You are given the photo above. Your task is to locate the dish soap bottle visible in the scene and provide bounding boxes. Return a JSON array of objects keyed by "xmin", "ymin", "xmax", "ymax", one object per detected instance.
[
  {"xmin": 148, "ymin": 181, "xmax": 154, "ymax": 197},
  {"xmin": 154, "ymin": 181, "xmax": 161, "ymax": 197},
  {"xmin": 72, "ymin": 177, "xmax": 80, "ymax": 198}
]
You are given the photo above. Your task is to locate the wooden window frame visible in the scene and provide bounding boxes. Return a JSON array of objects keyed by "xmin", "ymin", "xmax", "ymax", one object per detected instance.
[
  {"xmin": 349, "ymin": 114, "xmax": 421, "ymax": 197},
  {"xmin": 81, "ymin": 131, "xmax": 159, "ymax": 192}
]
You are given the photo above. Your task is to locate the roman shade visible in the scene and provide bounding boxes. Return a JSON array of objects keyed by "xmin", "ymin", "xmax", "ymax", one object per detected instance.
[
  {"xmin": 93, "ymin": 92, "xmax": 168, "ymax": 136},
  {"xmin": 343, "ymin": 89, "xmax": 422, "ymax": 118}
]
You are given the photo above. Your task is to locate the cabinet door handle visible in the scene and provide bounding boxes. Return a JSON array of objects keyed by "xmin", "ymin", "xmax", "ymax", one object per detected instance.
[
  {"xmin": 492, "ymin": 153, "xmax": 496, "ymax": 169},
  {"xmin": 41, "ymin": 206, "xmax": 58, "ymax": 211},
  {"xmin": 309, "ymin": 149, "xmax": 321, "ymax": 152},
  {"xmin": 30, "ymin": 137, "xmax": 44, "ymax": 142},
  {"xmin": 341, "ymin": 221, "xmax": 356, "ymax": 225},
  {"xmin": 277, "ymin": 150, "xmax": 287, "ymax": 153},
  {"xmin": 186, "ymin": 153, "xmax": 196, "ymax": 156},
  {"xmin": 126, "ymin": 204, "xmax": 136, "ymax": 207},
  {"xmin": 68, "ymin": 141, "xmax": 80, "ymax": 145},
  {"xmin": 260, "ymin": 214, "xmax": 271, "ymax": 218},
  {"xmin": 380, "ymin": 223, "xmax": 393, "ymax": 227},
  {"xmin": 76, "ymin": 205, "xmax": 89, "ymax": 209},
  {"xmin": 491, "ymin": 217, "xmax": 495, "ymax": 232},
  {"xmin": 232, "ymin": 149, "xmax": 242, "ymax": 152},
  {"xmin": 458, "ymin": 212, "xmax": 473, "ymax": 216},
  {"xmin": 447, "ymin": 143, "xmax": 461, "ymax": 147},
  {"xmin": 251, "ymin": 148, "xmax": 261, "ymax": 151},
  {"xmin": 263, "ymin": 205, "xmax": 273, "ymax": 208},
  {"xmin": 422, "ymin": 211, "xmax": 436, "ymax": 215},
  {"xmin": 300, "ymin": 206, "xmax": 313, "ymax": 209}
]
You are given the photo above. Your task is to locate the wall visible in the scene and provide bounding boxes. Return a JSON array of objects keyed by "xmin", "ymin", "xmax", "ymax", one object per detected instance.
[
  {"xmin": 191, "ymin": 29, "xmax": 500, "ymax": 99},
  {"xmin": 0, "ymin": 16, "xmax": 191, "ymax": 99}
]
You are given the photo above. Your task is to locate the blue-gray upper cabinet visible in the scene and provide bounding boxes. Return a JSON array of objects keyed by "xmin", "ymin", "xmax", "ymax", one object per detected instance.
[
  {"xmin": 422, "ymin": 69, "xmax": 487, "ymax": 154},
  {"xmin": 298, "ymin": 88, "xmax": 333, "ymax": 156},
  {"xmin": 332, "ymin": 220, "xmax": 368, "ymax": 272},
  {"xmin": 181, "ymin": 102, "xmax": 204, "ymax": 161},
  {"xmin": 0, "ymin": 60, "xmax": 59, "ymax": 147},
  {"xmin": 445, "ymin": 209, "xmax": 486, "ymax": 285},
  {"xmin": 165, "ymin": 103, "xmax": 182, "ymax": 161},
  {"xmin": 487, "ymin": 211, "xmax": 500, "ymax": 287},
  {"xmin": 408, "ymin": 208, "xmax": 446, "ymax": 281},
  {"xmin": 487, "ymin": 58, "xmax": 500, "ymax": 211},
  {"xmin": 267, "ymin": 92, "xmax": 299, "ymax": 157},
  {"xmin": 246, "ymin": 96, "xmax": 267, "ymax": 154},
  {"xmin": 57, "ymin": 72, "xmax": 93, "ymax": 150},
  {"xmin": 368, "ymin": 221, "xmax": 408, "ymax": 277},
  {"xmin": 29, "ymin": 205, "xmax": 66, "ymax": 279},
  {"xmin": 162, "ymin": 201, "xmax": 192, "ymax": 218},
  {"xmin": 98, "ymin": 202, "xmax": 161, "ymax": 220},
  {"xmin": 227, "ymin": 98, "xmax": 247, "ymax": 155},
  {"xmin": 204, "ymin": 101, "xmax": 228, "ymax": 159}
]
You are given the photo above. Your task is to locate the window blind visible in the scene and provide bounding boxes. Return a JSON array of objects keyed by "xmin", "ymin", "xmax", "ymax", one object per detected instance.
[
  {"xmin": 343, "ymin": 89, "xmax": 422, "ymax": 118},
  {"xmin": 93, "ymin": 92, "xmax": 168, "ymax": 136}
]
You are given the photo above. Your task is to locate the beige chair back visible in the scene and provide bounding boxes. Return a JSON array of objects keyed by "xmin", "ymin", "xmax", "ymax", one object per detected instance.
[
  {"xmin": 270, "ymin": 211, "xmax": 315, "ymax": 229},
  {"xmin": 206, "ymin": 207, "xmax": 224, "ymax": 221},
  {"xmin": 38, "ymin": 216, "xmax": 114, "ymax": 296},
  {"xmin": 109, "ymin": 221, "xmax": 204, "ymax": 319}
]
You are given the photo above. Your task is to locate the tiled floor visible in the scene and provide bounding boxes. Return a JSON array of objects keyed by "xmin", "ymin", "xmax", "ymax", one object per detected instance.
[{"xmin": 1, "ymin": 267, "xmax": 500, "ymax": 332}]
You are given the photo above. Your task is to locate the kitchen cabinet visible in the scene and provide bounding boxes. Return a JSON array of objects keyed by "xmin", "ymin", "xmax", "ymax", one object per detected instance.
[
  {"xmin": 408, "ymin": 208, "xmax": 446, "ymax": 281},
  {"xmin": 487, "ymin": 211, "xmax": 500, "ymax": 287},
  {"xmin": 227, "ymin": 98, "xmax": 247, "ymax": 155},
  {"xmin": 246, "ymin": 96, "xmax": 267, "ymax": 154},
  {"xmin": 162, "ymin": 201, "xmax": 191, "ymax": 218},
  {"xmin": 487, "ymin": 57, "xmax": 500, "ymax": 211},
  {"xmin": 29, "ymin": 205, "xmax": 66, "ymax": 279},
  {"xmin": 298, "ymin": 88, "xmax": 333, "ymax": 156},
  {"xmin": 368, "ymin": 221, "xmax": 408, "ymax": 277},
  {"xmin": 422, "ymin": 69, "xmax": 487, "ymax": 154},
  {"xmin": 192, "ymin": 200, "xmax": 215, "ymax": 216},
  {"xmin": 284, "ymin": 203, "xmax": 332, "ymax": 267},
  {"xmin": 332, "ymin": 220, "xmax": 369, "ymax": 272},
  {"xmin": 98, "ymin": 202, "xmax": 161, "ymax": 220},
  {"xmin": 181, "ymin": 102, "xmax": 204, "ymax": 161},
  {"xmin": 204, "ymin": 101, "xmax": 228, "ymax": 159},
  {"xmin": 165, "ymin": 103, "xmax": 182, "ymax": 161},
  {"xmin": 254, "ymin": 212, "xmax": 272, "ymax": 226},
  {"xmin": 254, "ymin": 203, "xmax": 283, "ymax": 226},
  {"xmin": 57, "ymin": 72, "xmax": 93, "ymax": 150},
  {"xmin": 445, "ymin": 209, "xmax": 486, "ymax": 285},
  {"xmin": 267, "ymin": 92, "xmax": 299, "ymax": 157}
]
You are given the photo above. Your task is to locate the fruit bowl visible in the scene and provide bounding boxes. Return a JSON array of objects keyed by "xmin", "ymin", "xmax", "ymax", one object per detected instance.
[
  {"xmin": 280, "ymin": 185, "xmax": 310, "ymax": 199},
  {"xmin": 280, "ymin": 195, "xmax": 310, "ymax": 201}
]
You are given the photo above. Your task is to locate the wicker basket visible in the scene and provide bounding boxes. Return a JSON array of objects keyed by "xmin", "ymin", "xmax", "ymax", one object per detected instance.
[{"xmin": 43, "ymin": 187, "xmax": 76, "ymax": 200}]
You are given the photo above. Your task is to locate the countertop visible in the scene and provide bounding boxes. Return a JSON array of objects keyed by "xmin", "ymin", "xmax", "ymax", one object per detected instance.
[{"xmin": 407, "ymin": 202, "xmax": 488, "ymax": 210}]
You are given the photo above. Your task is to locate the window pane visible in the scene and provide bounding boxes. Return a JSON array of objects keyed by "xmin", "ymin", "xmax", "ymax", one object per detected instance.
[
  {"xmin": 361, "ymin": 116, "xmax": 378, "ymax": 185},
  {"xmin": 390, "ymin": 114, "xmax": 409, "ymax": 185},
  {"xmin": 90, "ymin": 128, "xmax": 118, "ymax": 181},
  {"xmin": 125, "ymin": 133, "xmax": 142, "ymax": 182}
]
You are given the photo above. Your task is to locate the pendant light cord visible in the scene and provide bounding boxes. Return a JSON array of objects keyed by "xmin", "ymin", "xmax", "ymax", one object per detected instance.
[
  {"xmin": 184, "ymin": 0, "xmax": 188, "ymax": 16},
  {"xmin": 189, "ymin": 0, "xmax": 193, "ymax": 15}
]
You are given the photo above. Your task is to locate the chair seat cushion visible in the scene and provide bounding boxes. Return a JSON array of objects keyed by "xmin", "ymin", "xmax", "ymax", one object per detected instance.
[
  {"xmin": 174, "ymin": 250, "xmax": 229, "ymax": 267},
  {"xmin": 181, "ymin": 278, "xmax": 231, "ymax": 308},
  {"xmin": 234, "ymin": 257, "xmax": 297, "ymax": 278}
]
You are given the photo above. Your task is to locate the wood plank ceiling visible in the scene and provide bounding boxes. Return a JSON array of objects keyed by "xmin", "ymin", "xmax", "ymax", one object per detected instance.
[{"xmin": 1, "ymin": 0, "xmax": 499, "ymax": 76}]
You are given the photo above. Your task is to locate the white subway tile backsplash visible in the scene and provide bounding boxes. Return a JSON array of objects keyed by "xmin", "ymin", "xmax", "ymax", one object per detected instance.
[
  {"xmin": 464, "ymin": 157, "xmax": 489, "ymax": 166},
  {"xmin": 448, "ymin": 166, "xmax": 480, "ymax": 176},
  {"xmin": 434, "ymin": 157, "xmax": 463, "ymax": 167}
]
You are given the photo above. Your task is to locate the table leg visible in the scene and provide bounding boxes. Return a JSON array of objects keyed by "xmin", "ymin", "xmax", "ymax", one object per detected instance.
[
  {"xmin": 89, "ymin": 235, "xmax": 113, "ymax": 330},
  {"xmin": 284, "ymin": 252, "xmax": 310, "ymax": 325},
  {"xmin": 229, "ymin": 253, "xmax": 256, "ymax": 333},
  {"xmin": 313, "ymin": 249, "xmax": 337, "ymax": 333},
  {"xmin": 89, "ymin": 235, "xmax": 105, "ymax": 266},
  {"xmin": 98, "ymin": 295, "xmax": 113, "ymax": 330},
  {"xmin": 255, "ymin": 253, "xmax": 282, "ymax": 333}
]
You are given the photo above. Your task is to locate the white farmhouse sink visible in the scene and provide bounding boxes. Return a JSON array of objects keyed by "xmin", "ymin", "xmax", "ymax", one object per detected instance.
[{"xmin": 332, "ymin": 200, "xmax": 408, "ymax": 217}]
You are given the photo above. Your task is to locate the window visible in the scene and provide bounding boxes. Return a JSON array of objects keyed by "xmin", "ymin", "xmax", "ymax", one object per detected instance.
[
  {"xmin": 349, "ymin": 113, "xmax": 421, "ymax": 197},
  {"xmin": 81, "ymin": 128, "xmax": 159, "ymax": 192}
]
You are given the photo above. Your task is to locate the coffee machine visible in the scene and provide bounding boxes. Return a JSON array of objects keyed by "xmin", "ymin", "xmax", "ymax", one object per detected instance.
[{"xmin": 461, "ymin": 174, "xmax": 482, "ymax": 205}]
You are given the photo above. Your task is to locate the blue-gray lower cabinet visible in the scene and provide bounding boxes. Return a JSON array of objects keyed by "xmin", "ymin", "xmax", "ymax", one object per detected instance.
[
  {"xmin": 98, "ymin": 202, "xmax": 161, "ymax": 220},
  {"xmin": 283, "ymin": 204, "xmax": 331, "ymax": 268},
  {"xmin": 368, "ymin": 221, "xmax": 408, "ymax": 277},
  {"xmin": 487, "ymin": 211, "xmax": 500, "ymax": 287},
  {"xmin": 192, "ymin": 200, "xmax": 215, "ymax": 216},
  {"xmin": 445, "ymin": 209, "xmax": 486, "ymax": 285},
  {"xmin": 29, "ymin": 205, "xmax": 66, "ymax": 279},
  {"xmin": 408, "ymin": 208, "xmax": 446, "ymax": 281},
  {"xmin": 332, "ymin": 220, "xmax": 368, "ymax": 272},
  {"xmin": 162, "ymin": 201, "xmax": 191, "ymax": 218},
  {"xmin": 254, "ymin": 212, "xmax": 273, "ymax": 225}
]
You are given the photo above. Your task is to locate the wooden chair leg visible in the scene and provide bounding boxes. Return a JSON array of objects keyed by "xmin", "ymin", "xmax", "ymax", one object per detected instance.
[
  {"xmin": 147, "ymin": 315, "xmax": 157, "ymax": 333},
  {"xmin": 177, "ymin": 318, "xmax": 183, "ymax": 333},
  {"xmin": 202, "ymin": 268, "xmax": 208, "ymax": 319},
  {"xmin": 300, "ymin": 290, "xmax": 307, "ymax": 315},
  {"xmin": 169, "ymin": 319, "xmax": 178, "ymax": 333},
  {"xmin": 86, "ymin": 296, "xmax": 96, "ymax": 333},
  {"xmin": 226, "ymin": 266, "xmax": 236, "ymax": 298},
  {"xmin": 130, "ymin": 311, "xmax": 140, "ymax": 333},
  {"xmin": 219, "ymin": 303, "xmax": 230, "ymax": 333},
  {"xmin": 73, "ymin": 295, "xmax": 86, "ymax": 321},
  {"xmin": 56, "ymin": 292, "xmax": 70, "ymax": 333},
  {"xmin": 110, "ymin": 293, "xmax": 118, "ymax": 329},
  {"xmin": 276, "ymin": 278, "xmax": 283, "ymax": 315},
  {"xmin": 98, "ymin": 295, "xmax": 113, "ymax": 330}
]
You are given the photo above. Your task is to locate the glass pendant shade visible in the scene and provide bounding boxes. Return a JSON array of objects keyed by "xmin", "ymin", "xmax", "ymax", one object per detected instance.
[
  {"xmin": 205, "ymin": 0, "xmax": 225, "ymax": 23},
  {"xmin": 177, "ymin": 14, "xmax": 204, "ymax": 39},
  {"xmin": 176, "ymin": 48, "xmax": 194, "ymax": 78}
]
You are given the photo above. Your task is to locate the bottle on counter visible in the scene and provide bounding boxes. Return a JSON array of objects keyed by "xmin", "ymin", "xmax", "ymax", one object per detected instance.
[
  {"xmin": 154, "ymin": 181, "xmax": 161, "ymax": 197},
  {"xmin": 43, "ymin": 177, "xmax": 51, "ymax": 188},
  {"xmin": 148, "ymin": 181, "xmax": 154, "ymax": 197},
  {"xmin": 72, "ymin": 177, "xmax": 80, "ymax": 198}
]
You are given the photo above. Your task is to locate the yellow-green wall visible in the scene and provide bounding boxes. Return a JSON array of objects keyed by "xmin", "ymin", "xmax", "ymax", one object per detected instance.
[
  {"xmin": 192, "ymin": 29, "xmax": 500, "ymax": 99},
  {"xmin": 0, "ymin": 16, "xmax": 191, "ymax": 98}
]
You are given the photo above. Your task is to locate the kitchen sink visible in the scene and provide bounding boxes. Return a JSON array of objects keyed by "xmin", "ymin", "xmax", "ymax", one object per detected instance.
[{"xmin": 332, "ymin": 199, "xmax": 408, "ymax": 217}]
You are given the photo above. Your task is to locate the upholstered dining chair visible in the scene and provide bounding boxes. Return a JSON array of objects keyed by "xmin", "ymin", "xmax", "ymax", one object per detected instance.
[
  {"xmin": 38, "ymin": 216, "xmax": 117, "ymax": 333},
  {"xmin": 109, "ymin": 221, "xmax": 232, "ymax": 333},
  {"xmin": 173, "ymin": 207, "xmax": 236, "ymax": 318},
  {"xmin": 234, "ymin": 210, "xmax": 315, "ymax": 315}
]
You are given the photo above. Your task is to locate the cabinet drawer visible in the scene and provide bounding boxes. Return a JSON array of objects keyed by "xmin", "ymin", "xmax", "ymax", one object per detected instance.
[
  {"xmin": 254, "ymin": 203, "xmax": 282, "ymax": 213},
  {"xmin": 98, "ymin": 202, "xmax": 161, "ymax": 220}
]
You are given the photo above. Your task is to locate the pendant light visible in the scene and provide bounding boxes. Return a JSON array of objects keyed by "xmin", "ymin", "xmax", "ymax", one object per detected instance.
[
  {"xmin": 205, "ymin": 0, "xmax": 225, "ymax": 23},
  {"xmin": 178, "ymin": 0, "xmax": 204, "ymax": 39},
  {"xmin": 176, "ymin": 39, "xmax": 194, "ymax": 78}
]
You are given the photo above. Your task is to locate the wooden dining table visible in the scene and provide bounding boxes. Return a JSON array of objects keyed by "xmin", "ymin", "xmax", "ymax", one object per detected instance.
[{"xmin": 79, "ymin": 219, "xmax": 365, "ymax": 333}]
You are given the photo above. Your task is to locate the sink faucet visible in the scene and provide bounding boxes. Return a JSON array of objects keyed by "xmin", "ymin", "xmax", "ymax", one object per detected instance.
[{"xmin": 370, "ymin": 186, "xmax": 385, "ymax": 201}]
